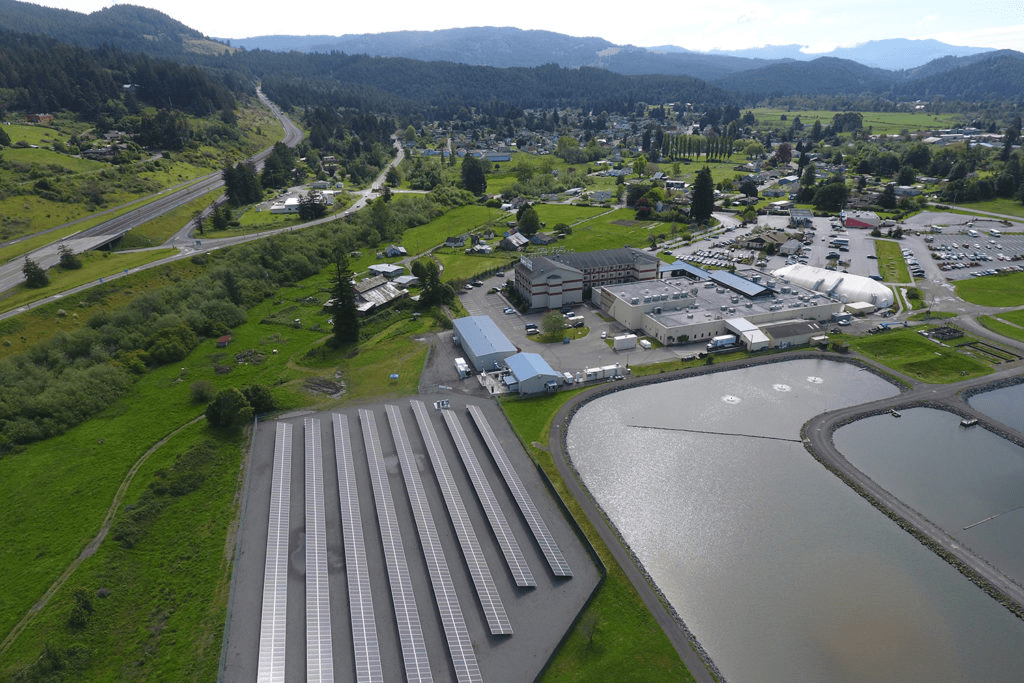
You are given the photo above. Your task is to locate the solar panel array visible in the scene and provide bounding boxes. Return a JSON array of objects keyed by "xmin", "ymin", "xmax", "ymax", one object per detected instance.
[
  {"xmin": 257, "ymin": 422, "xmax": 292, "ymax": 683},
  {"xmin": 359, "ymin": 409, "xmax": 433, "ymax": 683},
  {"xmin": 467, "ymin": 404, "xmax": 573, "ymax": 578},
  {"xmin": 440, "ymin": 409, "xmax": 536, "ymax": 588},
  {"xmin": 409, "ymin": 400, "xmax": 512, "ymax": 636},
  {"xmin": 385, "ymin": 405, "xmax": 483, "ymax": 683},
  {"xmin": 332, "ymin": 414, "xmax": 383, "ymax": 683},
  {"xmin": 304, "ymin": 419, "xmax": 334, "ymax": 682}
]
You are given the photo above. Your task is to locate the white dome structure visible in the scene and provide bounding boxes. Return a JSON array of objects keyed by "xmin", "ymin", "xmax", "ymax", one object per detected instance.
[{"xmin": 771, "ymin": 264, "xmax": 893, "ymax": 308}]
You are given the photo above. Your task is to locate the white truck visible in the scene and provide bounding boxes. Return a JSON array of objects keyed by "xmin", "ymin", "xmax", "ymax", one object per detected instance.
[
  {"xmin": 612, "ymin": 334, "xmax": 638, "ymax": 351},
  {"xmin": 706, "ymin": 334, "xmax": 738, "ymax": 351}
]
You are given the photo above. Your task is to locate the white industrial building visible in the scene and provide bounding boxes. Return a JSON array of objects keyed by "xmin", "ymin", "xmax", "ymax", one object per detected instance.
[
  {"xmin": 502, "ymin": 353, "xmax": 562, "ymax": 395},
  {"xmin": 452, "ymin": 316, "xmax": 518, "ymax": 372},
  {"xmin": 771, "ymin": 264, "xmax": 894, "ymax": 309},
  {"xmin": 594, "ymin": 268, "xmax": 843, "ymax": 349}
]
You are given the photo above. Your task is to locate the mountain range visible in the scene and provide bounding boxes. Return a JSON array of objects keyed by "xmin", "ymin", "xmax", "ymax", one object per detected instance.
[
  {"xmin": 0, "ymin": 0, "xmax": 1021, "ymax": 103},
  {"xmin": 228, "ymin": 28, "xmax": 993, "ymax": 74}
]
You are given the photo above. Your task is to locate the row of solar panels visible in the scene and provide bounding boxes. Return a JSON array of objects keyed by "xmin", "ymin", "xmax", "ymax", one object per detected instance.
[{"xmin": 256, "ymin": 402, "xmax": 572, "ymax": 682}]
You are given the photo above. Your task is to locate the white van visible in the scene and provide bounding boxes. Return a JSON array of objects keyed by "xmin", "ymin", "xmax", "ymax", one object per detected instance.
[
  {"xmin": 989, "ymin": 228, "xmax": 1001, "ymax": 237},
  {"xmin": 967, "ymin": 229, "xmax": 979, "ymax": 237}
]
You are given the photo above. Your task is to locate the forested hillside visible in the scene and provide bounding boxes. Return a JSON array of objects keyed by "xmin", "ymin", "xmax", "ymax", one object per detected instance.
[
  {"xmin": 228, "ymin": 51, "xmax": 736, "ymax": 116},
  {"xmin": 0, "ymin": 30, "xmax": 242, "ymax": 120},
  {"xmin": 0, "ymin": 0, "xmax": 228, "ymax": 57}
]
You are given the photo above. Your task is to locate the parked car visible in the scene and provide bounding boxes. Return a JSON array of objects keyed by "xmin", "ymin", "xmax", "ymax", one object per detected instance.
[{"xmin": 503, "ymin": 307, "xmax": 515, "ymax": 314}]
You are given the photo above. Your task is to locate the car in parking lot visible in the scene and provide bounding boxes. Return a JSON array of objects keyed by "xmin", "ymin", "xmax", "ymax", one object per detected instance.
[
  {"xmin": 600, "ymin": 331, "xmax": 607, "ymax": 339},
  {"xmin": 464, "ymin": 283, "xmax": 474, "ymax": 290},
  {"xmin": 503, "ymin": 307, "xmax": 515, "ymax": 314}
]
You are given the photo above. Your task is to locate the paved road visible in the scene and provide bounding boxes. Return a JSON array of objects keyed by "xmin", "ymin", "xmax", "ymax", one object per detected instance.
[{"xmin": 0, "ymin": 102, "xmax": 405, "ymax": 324}]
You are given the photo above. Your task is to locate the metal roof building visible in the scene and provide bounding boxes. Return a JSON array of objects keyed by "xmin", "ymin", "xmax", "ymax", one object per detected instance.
[
  {"xmin": 709, "ymin": 270, "xmax": 772, "ymax": 298},
  {"xmin": 502, "ymin": 353, "xmax": 562, "ymax": 395},
  {"xmin": 452, "ymin": 316, "xmax": 518, "ymax": 372}
]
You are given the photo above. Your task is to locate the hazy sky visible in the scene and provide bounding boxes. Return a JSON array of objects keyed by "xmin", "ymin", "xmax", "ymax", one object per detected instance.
[{"xmin": 26, "ymin": 0, "xmax": 1024, "ymax": 53}]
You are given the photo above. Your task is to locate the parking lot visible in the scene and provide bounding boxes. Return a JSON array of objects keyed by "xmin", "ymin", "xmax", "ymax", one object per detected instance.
[{"xmin": 457, "ymin": 272, "xmax": 695, "ymax": 378}]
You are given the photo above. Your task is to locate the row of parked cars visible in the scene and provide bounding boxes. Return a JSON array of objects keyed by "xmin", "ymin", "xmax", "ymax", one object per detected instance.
[{"xmin": 901, "ymin": 248, "xmax": 925, "ymax": 279}]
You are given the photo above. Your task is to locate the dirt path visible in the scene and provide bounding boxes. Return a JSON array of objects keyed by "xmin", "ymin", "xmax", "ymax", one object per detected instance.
[{"xmin": 0, "ymin": 416, "xmax": 205, "ymax": 657}]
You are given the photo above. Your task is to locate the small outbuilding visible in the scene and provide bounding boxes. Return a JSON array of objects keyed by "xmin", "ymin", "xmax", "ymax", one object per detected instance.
[
  {"xmin": 502, "ymin": 352, "xmax": 562, "ymax": 395},
  {"xmin": 216, "ymin": 335, "xmax": 232, "ymax": 348}
]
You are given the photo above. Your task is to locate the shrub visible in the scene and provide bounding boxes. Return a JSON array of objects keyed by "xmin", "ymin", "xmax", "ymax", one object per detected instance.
[{"xmin": 190, "ymin": 380, "xmax": 216, "ymax": 404}]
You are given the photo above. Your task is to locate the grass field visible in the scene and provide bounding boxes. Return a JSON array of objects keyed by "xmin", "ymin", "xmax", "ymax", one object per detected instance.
[
  {"xmin": 534, "ymin": 204, "xmax": 609, "ymax": 227},
  {"xmin": 874, "ymin": 239, "xmax": 911, "ymax": 283},
  {"xmin": 0, "ymin": 258, "xmax": 205, "ymax": 360},
  {"xmin": 0, "ymin": 267, "xmax": 446, "ymax": 678},
  {"xmin": 126, "ymin": 188, "xmax": 223, "ymax": 245},
  {"xmin": 0, "ymin": 249, "xmax": 178, "ymax": 317},
  {"xmin": 557, "ymin": 208, "xmax": 663, "ymax": 252},
  {"xmin": 846, "ymin": 327, "xmax": 992, "ymax": 383},
  {"xmin": 400, "ymin": 204, "xmax": 503, "ymax": 255},
  {"xmin": 940, "ymin": 198, "xmax": 1024, "ymax": 222},
  {"xmin": 434, "ymin": 251, "xmax": 519, "ymax": 282},
  {"xmin": 499, "ymin": 393, "xmax": 694, "ymax": 683},
  {"xmin": 752, "ymin": 109, "xmax": 964, "ymax": 135},
  {"xmin": 954, "ymin": 270, "xmax": 1024, "ymax": 306}
]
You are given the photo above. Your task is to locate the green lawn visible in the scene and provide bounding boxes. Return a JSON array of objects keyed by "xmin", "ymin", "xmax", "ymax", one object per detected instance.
[
  {"xmin": 955, "ymin": 271, "xmax": 1024, "ymax": 306},
  {"xmin": 874, "ymin": 239, "xmax": 911, "ymax": 283},
  {"xmin": 846, "ymin": 327, "xmax": 992, "ymax": 383},
  {"xmin": 534, "ymin": 204, "xmax": 609, "ymax": 227},
  {"xmin": 945, "ymin": 198, "xmax": 1024, "ymax": 221},
  {"xmin": 978, "ymin": 315, "xmax": 1024, "ymax": 343},
  {"xmin": 556, "ymin": 208, "xmax": 664, "ymax": 252},
  {"xmin": 499, "ymin": 393, "xmax": 694, "ymax": 683},
  {"xmin": 434, "ymin": 251, "xmax": 519, "ymax": 282}
]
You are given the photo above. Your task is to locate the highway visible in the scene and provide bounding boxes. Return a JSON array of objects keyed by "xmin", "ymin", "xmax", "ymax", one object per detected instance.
[{"xmin": 0, "ymin": 88, "xmax": 403, "ymax": 322}]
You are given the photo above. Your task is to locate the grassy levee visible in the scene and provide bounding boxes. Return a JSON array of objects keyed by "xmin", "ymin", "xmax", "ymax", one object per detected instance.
[
  {"xmin": 501, "ymin": 393, "xmax": 695, "ymax": 683},
  {"xmin": 954, "ymin": 270, "xmax": 1024, "ymax": 306},
  {"xmin": 874, "ymin": 239, "xmax": 911, "ymax": 283},
  {"xmin": 845, "ymin": 327, "xmax": 992, "ymax": 383}
]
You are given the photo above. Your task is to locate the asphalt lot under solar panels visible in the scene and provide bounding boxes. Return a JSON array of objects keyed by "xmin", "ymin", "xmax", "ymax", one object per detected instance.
[{"xmin": 221, "ymin": 396, "xmax": 601, "ymax": 683}]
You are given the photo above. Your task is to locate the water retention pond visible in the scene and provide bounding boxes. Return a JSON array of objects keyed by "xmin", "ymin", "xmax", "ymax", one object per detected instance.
[{"xmin": 566, "ymin": 358, "xmax": 1024, "ymax": 683}]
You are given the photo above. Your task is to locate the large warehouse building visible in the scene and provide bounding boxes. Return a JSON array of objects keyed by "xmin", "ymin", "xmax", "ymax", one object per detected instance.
[
  {"xmin": 771, "ymin": 264, "xmax": 894, "ymax": 309},
  {"xmin": 452, "ymin": 316, "xmax": 518, "ymax": 372},
  {"xmin": 594, "ymin": 268, "xmax": 844, "ymax": 348}
]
